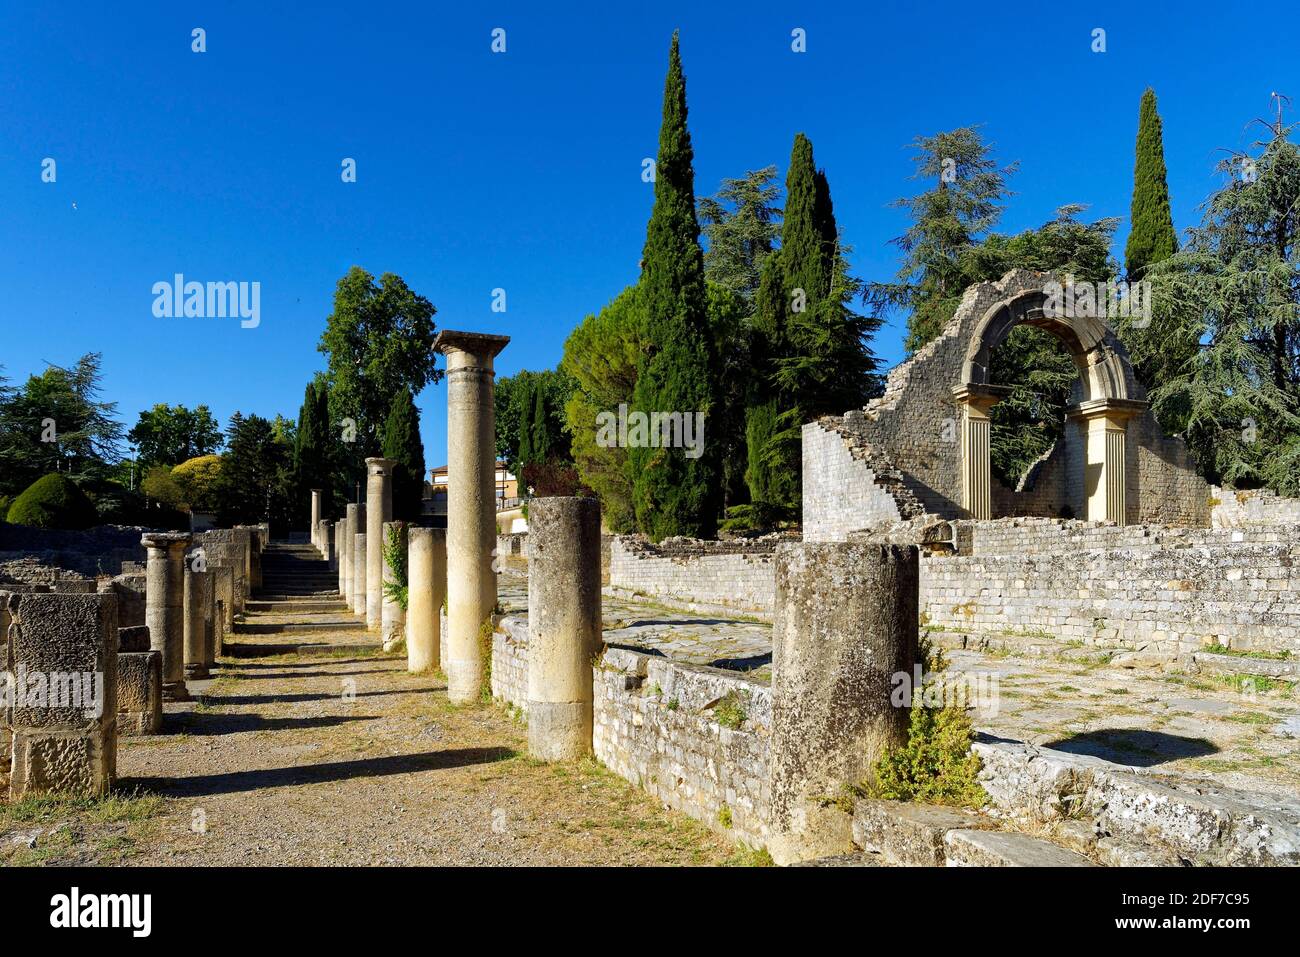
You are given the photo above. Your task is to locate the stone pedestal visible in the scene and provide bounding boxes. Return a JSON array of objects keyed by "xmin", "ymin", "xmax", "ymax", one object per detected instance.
[
  {"xmin": 183, "ymin": 567, "xmax": 211, "ymax": 680},
  {"xmin": 407, "ymin": 527, "xmax": 447, "ymax": 673},
  {"xmin": 381, "ymin": 521, "xmax": 408, "ymax": 651},
  {"xmin": 352, "ymin": 532, "xmax": 367, "ymax": 617},
  {"xmin": 365, "ymin": 458, "xmax": 395, "ymax": 632},
  {"xmin": 768, "ymin": 541, "xmax": 919, "ymax": 865},
  {"xmin": 213, "ymin": 565, "xmax": 235, "ymax": 632},
  {"xmin": 117, "ymin": 625, "xmax": 162, "ymax": 736},
  {"xmin": 5, "ymin": 592, "xmax": 118, "ymax": 797},
  {"xmin": 435, "ymin": 329, "xmax": 510, "ymax": 703},
  {"xmin": 527, "ymin": 497, "xmax": 601, "ymax": 760},
  {"xmin": 143, "ymin": 532, "xmax": 192, "ymax": 703}
]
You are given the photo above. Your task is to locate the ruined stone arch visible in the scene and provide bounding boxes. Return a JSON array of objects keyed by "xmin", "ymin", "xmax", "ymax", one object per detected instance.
[{"xmin": 951, "ymin": 287, "xmax": 1147, "ymax": 524}]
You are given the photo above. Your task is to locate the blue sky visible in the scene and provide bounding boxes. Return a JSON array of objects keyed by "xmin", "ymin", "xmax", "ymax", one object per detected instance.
[{"xmin": 1, "ymin": 1, "xmax": 1295, "ymax": 468}]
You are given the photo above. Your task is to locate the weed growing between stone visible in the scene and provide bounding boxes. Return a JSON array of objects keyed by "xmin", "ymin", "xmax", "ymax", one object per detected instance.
[{"xmin": 865, "ymin": 694, "xmax": 988, "ymax": 808}]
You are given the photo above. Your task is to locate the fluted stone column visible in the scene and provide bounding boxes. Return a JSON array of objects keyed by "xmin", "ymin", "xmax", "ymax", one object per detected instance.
[
  {"xmin": 435, "ymin": 329, "xmax": 510, "ymax": 703},
  {"xmin": 381, "ymin": 520, "xmax": 408, "ymax": 651},
  {"xmin": 365, "ymin": 458, "xmax": 395, "ymax": 631},
  {"xmin": 310, "ymin": 489, "xmax": 323, "ymax": 551},
  {"xmin": 1071, "ymin": 398, "xmax": 1145, "ymax": 525},
  {"xmin": 183, "ymin": 566, "xmax": 211, "ymax": 680},
  {"xmin": 527, "ymin": 497, "xmax": 601, "ymax": 760},
  {"xmin": 952, "ymin": 384, "xmax": 1010, "ymax": 521},
  {"xmin": 142, "ymin": 532, "xmax": 191, "ymax": 703},
  {"xmin": 407, "ymin": 526, "xmax": 446, "ymax": 673},
  {"xmin": 352, "ymin": 532, "xmax": 367, "ymax": 617},
  {"xmin": 768, "ymin": 541, "xmax": 918, "ymax": 865}
]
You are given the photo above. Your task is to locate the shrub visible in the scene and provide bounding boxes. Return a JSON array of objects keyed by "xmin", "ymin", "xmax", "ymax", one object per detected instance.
[
  {"xmin": 171, "ymin": 454, "xmax": 223, "ymax": 512},
  {"xmin": 380, "ymin": 522, "xmax": 409, "ymax": 611},
  {"xmin": 866, "ymin": 693, "xmax": 987, "ymax": 808},
  {"xmin": 5, "ymin": 474, "xmax": 99, "ymax": 529}
]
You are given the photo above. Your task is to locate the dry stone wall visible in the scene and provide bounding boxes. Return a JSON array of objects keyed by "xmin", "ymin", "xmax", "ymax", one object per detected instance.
[
  {"xmin": 1210, "ymin": 485, "xmax": 1300, "ymax": 527},
  {"xmin": 607, "ymin": 535, "xmax": 778, "ymax": 619},
  {"xmin": 921, "ymin": 518, "xmax": 1300, "ymax": 654}
]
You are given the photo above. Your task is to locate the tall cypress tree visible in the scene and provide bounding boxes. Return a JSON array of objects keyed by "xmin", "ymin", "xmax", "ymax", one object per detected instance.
[
  {"xmin": 293, "ymin": 379, "xmax": 331, "ymax": 527},
  {"xmin": 380, "ymin": 388, "xmax": 426, "ymax": 521},
  {"xmin": 515, "ymin": 379, "xmax": 536, "ymax": 470},
  {"xmin": 746, "ymin": 133, "xmax": 881, "ymax": 511},
  {"xmin": 529, "ymin": 384, "xmax": 554, "ymax": 466},
  {"xmin": 1125, "ymin": 88, "xmax": 1178, "ymax": 280},
  {"xmin": 628, "ymin": 32, "xmax": 718, "ymax": 541}
]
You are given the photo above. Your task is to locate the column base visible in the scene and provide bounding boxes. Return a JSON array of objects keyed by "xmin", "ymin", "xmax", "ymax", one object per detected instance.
[
  {"xmin": 162, "ymin": 682, "xmax": 191, "ymax": 702},
  {"xmin": 527, "ymin": 701, "xmax": 592, "ymax": 760},
  {"xmin": 185, "ymin": 665, "xmax": 210, "ymax": 680}
]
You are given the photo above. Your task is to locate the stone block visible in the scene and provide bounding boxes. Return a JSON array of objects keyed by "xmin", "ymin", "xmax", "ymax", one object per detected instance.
[
  {"xmin": 943, "ymin": 829, "xmax": 1096, "ymax": 867},
  {"xmin": 852, "ymin": 799, "xmax": 987, "ymax": 866},
  {"xmin": 117, "ymin": 650, "xmax": 162, "ymax": 735}
]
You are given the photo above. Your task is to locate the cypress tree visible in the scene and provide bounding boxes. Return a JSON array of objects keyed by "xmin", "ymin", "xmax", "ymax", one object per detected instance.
[
  {"xmin": 515, "ymin": 379, "xmax": 536, "ymax": 469},
  {"xmin": 1124, "ymin": 88, "xmax": 1178, "ymax": 280},
  {"xmin": 529, "ymin": 383, "xmax": 554, "ymax": 466},
  {"xmin": 628, "ymin": 32, "xmax": 718, "ymax": 541},
  {"xmin": 380, "ymin": 388, "xmax": 426, "ymax": 521},
  {"xmin": 293, "ymin": 379, "xmax": 331, "ymax": 527}
]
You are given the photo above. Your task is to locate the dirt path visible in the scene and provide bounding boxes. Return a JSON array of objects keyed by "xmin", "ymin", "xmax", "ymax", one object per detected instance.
[{"xmin": 2, "ymin": 646, "xmax": 755, "ymax": 866}]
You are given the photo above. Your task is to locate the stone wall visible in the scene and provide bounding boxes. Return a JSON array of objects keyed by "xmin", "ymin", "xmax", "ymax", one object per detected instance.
[
  {"xmin": 489, "ymin": 617, "xmax": 772, "ymax": 847},
  {"xmin": 1210, "ymin": 485, "xmax": 1300, "ymax": 527},
  {"xmin": 0, "ymin": 524, "xmax": 150, "ymax": 578},
  {"xmin": 606, "ymin": 536, "xmax": 777, "ymax": 619},
  {"xmin": 921, "ymin": 518, "xmax": 1300, "ymax": 654}
]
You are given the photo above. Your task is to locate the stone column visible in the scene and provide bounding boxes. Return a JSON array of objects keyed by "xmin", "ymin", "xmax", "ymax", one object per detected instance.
[
  {"xmin": 527, "ymin": 497, "xmax": 601, "ymax": 760},
  {"xmin": 352, "ymin": 532, "xmax": 367, "ymax": 617},
  {"xmin": 213, "ymin": 565, "xmax": 235, "ymax": 631},
  {"xmin": 407, "ymin": 526, "xmax": 446, "ymax": 673},
  {"xmin": 323, "ymin": 521, "xmax": 337, "ymax": 573},
  {"xmin": 310, "ymin": 489, "xmax": 323, "ymax": 551},
  {"xmin": 212, "ymin": 599, "xmax": 225, "ymax": 659},
  {"xmin": 768, "ymin": 541, "xmax": 918, "ymax": 865},
  {"xmin": 435, "ymin": 329, "xmax": 510, "ymax": 703},
  {"xmin": 183, "ymin": 566, "xmax": 211, "ymax": 680},
  {"xmin": 340, "ymin": 503, "xmax": 358, "ymax": 606},
  {"xmin": 1071, "ymin": 398, "xmax": 1145, "ymax": 525},
  {"xmin": 381, "ymin": 520, "xmax": 408, "ymax": 651},
  {"xmin": 200, "ymin": 571, "xmax": 217, "ymax": 673},
  {"xmin": 365, "ymin": 458, "xmax": 395, "ymax": 632},
  {"xmin": 142, "ymin": 532, "xmax": 192, "ymax": 702},
  {"xmin": 951, "ymin": 384, "xmax": 1010, "ymax": 521}
]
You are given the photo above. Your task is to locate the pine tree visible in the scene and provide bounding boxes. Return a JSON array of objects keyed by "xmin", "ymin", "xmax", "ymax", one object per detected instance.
[
  {"xmin": 380, "ymin": 388, "xmax": 426, "ymax": 521},
  {"xmin": 628, "ymin": 32, "xmax": 718, "ymax": 541},
  {"xmin": 1124, "ymin": 88, "xmax": 1179, "ymax": 281}
]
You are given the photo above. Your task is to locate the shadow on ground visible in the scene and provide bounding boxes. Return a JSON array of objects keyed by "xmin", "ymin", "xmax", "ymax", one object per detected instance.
[{"xmin": 1044, "ymin": 729, "xmax": 1219, "ymax": 767}]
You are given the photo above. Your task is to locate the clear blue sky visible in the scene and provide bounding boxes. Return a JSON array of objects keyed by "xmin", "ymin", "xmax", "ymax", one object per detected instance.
[{"xmin": 2, "ymin": 1, "xmax": 1295, "ymax": 468}]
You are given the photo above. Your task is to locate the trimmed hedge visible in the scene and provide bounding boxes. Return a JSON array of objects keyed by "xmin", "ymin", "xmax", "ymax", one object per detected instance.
[{"xmin": 5, "ymin": 474, "xmax": 100, "ymax": 530}]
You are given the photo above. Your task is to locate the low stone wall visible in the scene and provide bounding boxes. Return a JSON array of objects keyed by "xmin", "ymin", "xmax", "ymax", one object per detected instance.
[
  {"xmin": 607, "ymin": 536, "xmax": 778, "ymax": 619},
  {"xmin": 921, "ymin": 518, "xmax": 1300, "ymax": 654},
  {"xmin": 0, "ymin": 524, "xmax": 151, "ymax": 578},
  {"xmin": 1210, "ymin": 485, "xmax": 1300, "ymax": 527},
  {"xmin": 489, "ymin": 616, "xmax": 772, "ymax": 847}
]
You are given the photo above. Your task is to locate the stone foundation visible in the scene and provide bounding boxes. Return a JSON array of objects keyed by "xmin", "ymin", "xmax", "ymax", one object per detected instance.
[{"xmin": 607, "ymin": 535, "xmax": 778, "ymax": 619}]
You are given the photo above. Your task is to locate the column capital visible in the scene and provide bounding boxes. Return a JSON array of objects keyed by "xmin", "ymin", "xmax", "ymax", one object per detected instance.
[
  {"xmin": 365, "ymin": 456, "xmax": 397, "ymax": 475},
  {"xmin": 433, "ymin": 329, "xmax": 510, "ymax": 360},
  {"xmin": 1066, "ymin": 397, "xmax": 1148, "ymax": 426},
  {"xmin": 141, "ymin": 532, "xmax": 191, "ymax": 552},
  {"xmin": 952, "ymin": 382, "xmax": 1013, "ymax": 415}
]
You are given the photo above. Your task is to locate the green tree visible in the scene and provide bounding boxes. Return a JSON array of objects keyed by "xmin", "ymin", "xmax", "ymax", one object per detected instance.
[
  {"xmin": 0, "ymin": 354, "xmax": 123, "ymax": 496},
  {"xmin": 317, "ymin": 267, "xmax": 440, "ymax": 456},
  {"xmin": 562, "ymin": 286, "xmax": 644, "ymax": 532},
  {"xmin": 866, "ymin": 127, "xmax": 1017, "ymax": 354},
  {"xmin": 293, "ymin": 378, "xmax": 332, "ymax": 526},
  {"xmin": 171, "ymin": 454, "xmax": 224, "ymax": 512},
  {"xmin": 127, "ymin": 403, "xmax": 222, "ymax": 468},
  {"xmin": 745, "ymin": 133, "xmax": 883, "ymax": 512},
  {"xmin": 1120, "ymin": 119, "xmax": 1300, "ymax": 495},
  {"xmin": 1124, "ymin": 89, "xmax": 1179, "ymax": 281},
  {"xmin": 381, "ymin": 388, "xmax": 426, "ymax": 521},
  {"xmin": 698, "ymin": 166, "xmax": 781, "ymax": 302},
  {"xmin": 216, "ymin": 412, "xmax": 295, "ymax": 531},
  {"xmin": 6, "ymin": 473, "xmax": 99, "ymax": 529},
  {"xmin": 628, "ymin": 32, "xmax": 719, "ymax": 541}
]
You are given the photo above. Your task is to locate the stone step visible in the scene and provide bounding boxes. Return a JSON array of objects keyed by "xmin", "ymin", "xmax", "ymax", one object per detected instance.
[
  {"xmin": 943, "ymin": 829, "xmax": 1096, "ymax": 867},
  {"xmin": 224, "ymin": 640, "xmax": 381, "ymax": 658},
  {"xmin": 235, "ymin": 619, "xmax": 364, "ymax": 634},
  {"xmin": 852, "ymin": 799, "xmax": 990, "ymax": 866},
  {"xmin": 245, "ymin": 599, "xmax": 349, "ymax": 613}
]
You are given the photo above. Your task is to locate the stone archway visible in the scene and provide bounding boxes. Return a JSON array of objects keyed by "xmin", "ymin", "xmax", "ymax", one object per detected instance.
[{"xmin": 951, "ymin": 288, "xmax": 1147, "ymax": 523}]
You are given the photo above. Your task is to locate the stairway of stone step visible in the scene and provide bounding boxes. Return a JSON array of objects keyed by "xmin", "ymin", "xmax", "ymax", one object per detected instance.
[{"xmin": 227, "ymin": 540, "xmax": 379, "ymax": 657}]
